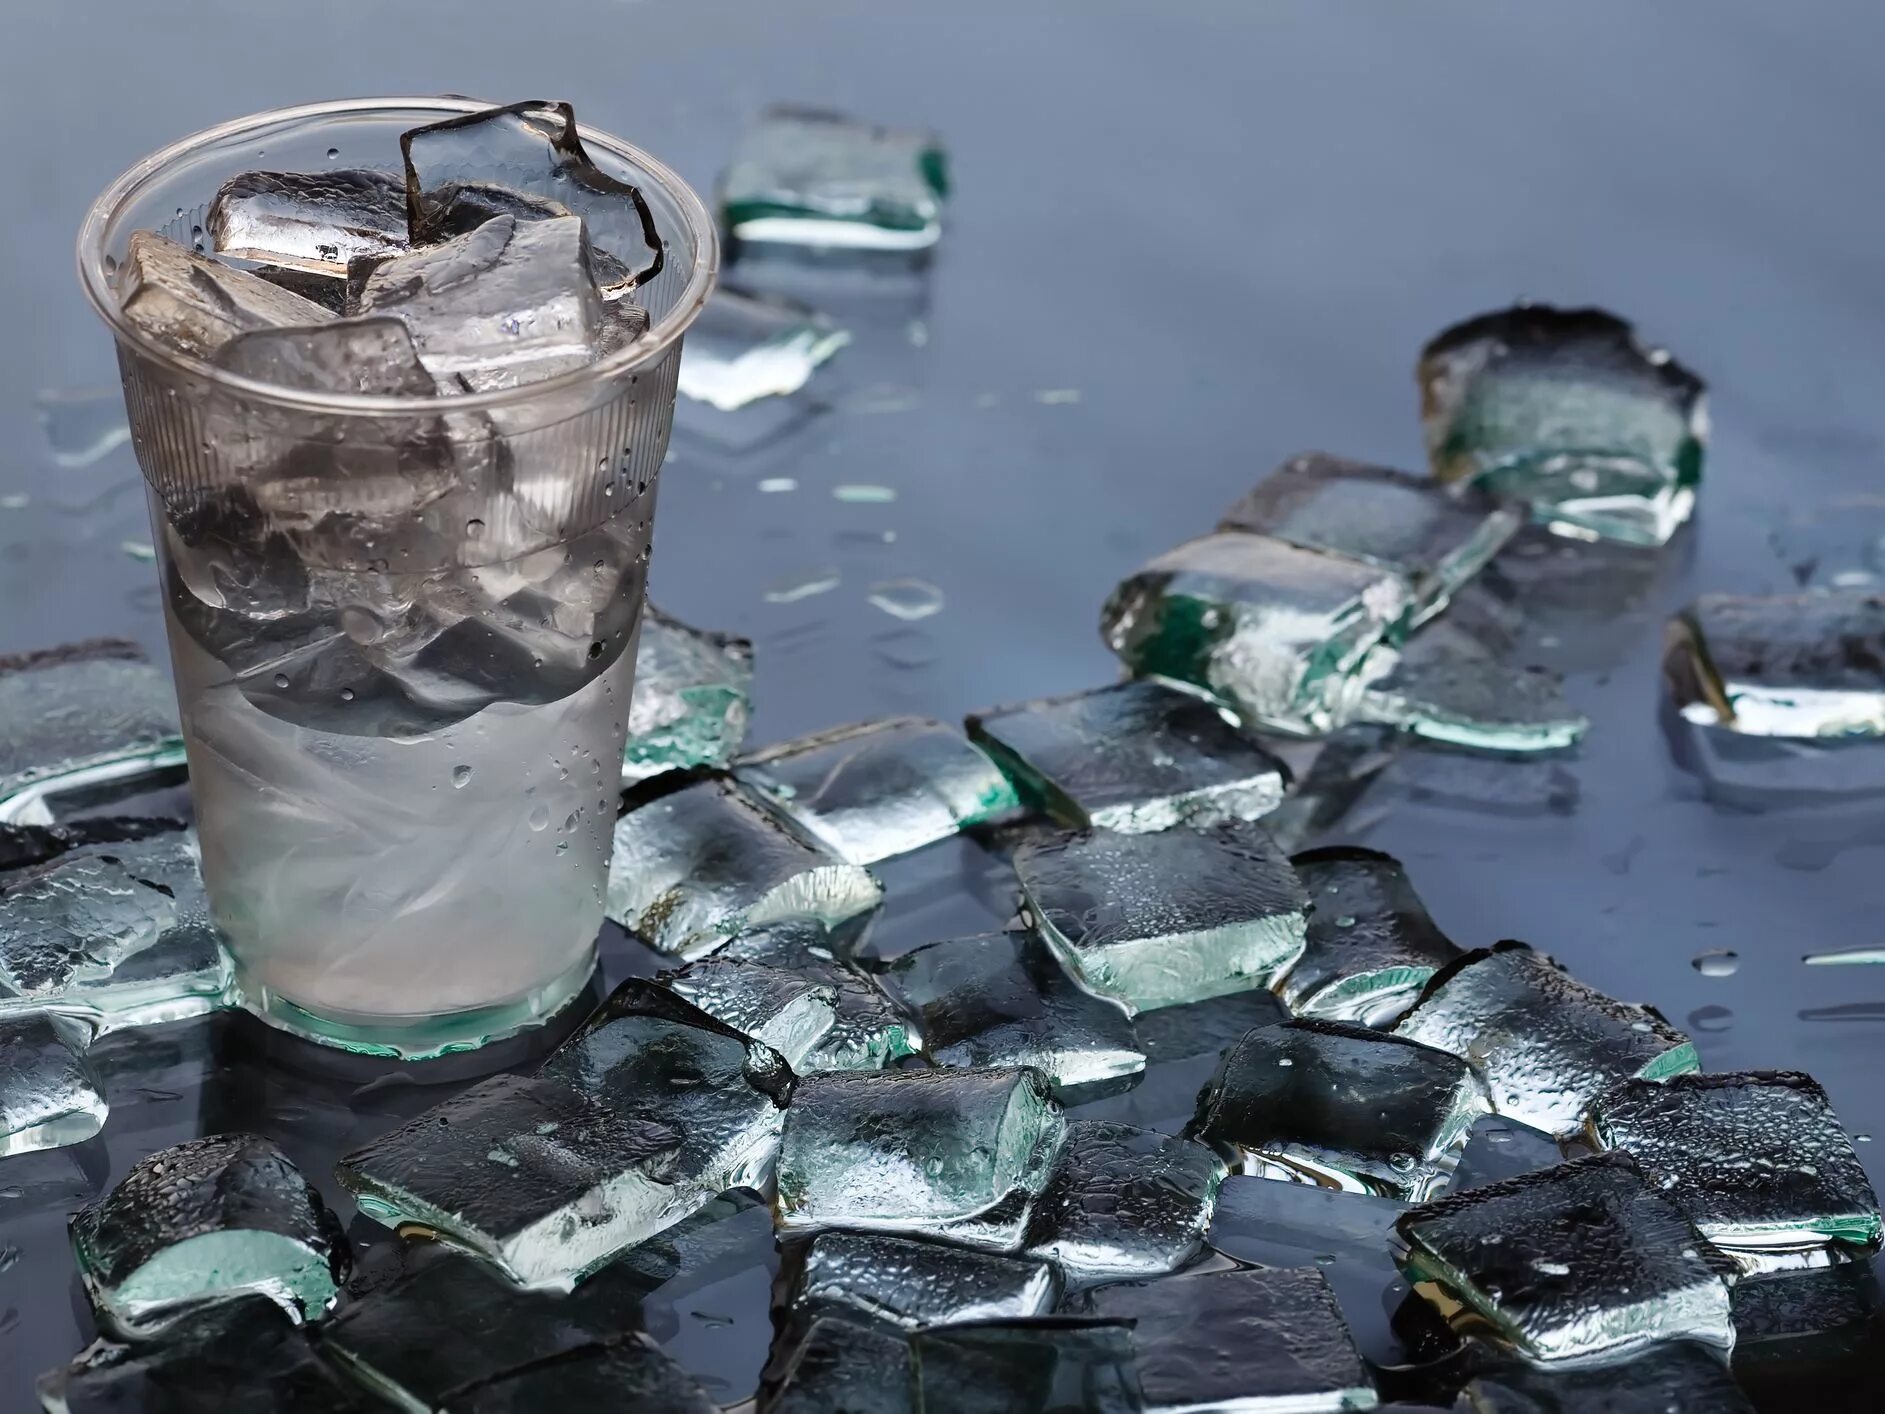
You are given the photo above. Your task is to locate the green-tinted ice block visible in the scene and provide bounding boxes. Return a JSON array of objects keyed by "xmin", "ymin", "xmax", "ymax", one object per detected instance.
[
  {"xmin": 769, "ymin": 1315, "xmax": 916, "ymax": 1414},
  {"xmin": 608, "ymin": 778, "xmax": 883, "ymax": 959},
  {"xmin": 0, "ymin": 640, "xmax": 185, "ymax": 826},
  {"xmin": 736, "ymin": 717, "xmax": 1019, "ymax": 865},
  {"xmin": 70, "ymin": 1133, "xmax": 350, "ymax": 1337},
  {"xmin": 1419, "ymin": 304, "xmax": 1707, "ymax": 548},
  {"xmin": 775, "ymin": 1067, "xmax": 1065, "ymax": 1252},
  {"xmin": 720, "ymin": 105, "xmax": 948, "ymax": 253},
  {"xmin": 449, "ymin": 1335, "xmax": 717, "ymax": 1413},
  {"xmin": 0, "ymin": 1012, "xmax": 104, "ymax": 1157},
  {"xmin": 1188, "ymin": 1019, "xmax": 1487, "ymax": 1202},
  {"xmin": 910, "ymin": 1318, "xmax": 1143, "ymax": 1414},
  {"xmin": 1219, "ymin": 451, "xmax": 1521, "ymax": 625},
  {"xmin": 787, "ymin": 1230, "xmax": 1061, "ymax": 1330},
  {"xmin": 1100, "ymin": 530, "xmax": 1413, "ymax": 736},
  {"xmin": 624, "ymin": 605, "xmax": 754, "ymax": 782},
  {"xmin": 1667, "ymin": 589, "xmax": 1885, "ymax": 739},
  {"xmin": 1396, "ymin": 1153, "xmax": 1736, "ymax": 1364},
  {"xmin": 1071, "ymin": 1266, "xmax": 1378, "ymax": 1414},
  {"xmin": 966, "ymin": 679, "xmax": 1289, "ymax": 835},
  {"xmin": 1355, "ymin": 649, "xmax": 1587, "ymax": 752},
  {"xmin": 879, "ymin": 931, "xmax": 1143, "ymax": 1094},
  {"xmin": 1278, "ymin": 847, "xmax": 1462, "ymax": 1025},
  {"xmin": 1014, "ymin": 821, "xmax": 1309, "ymax": 1015},
  {"xmin": 1393, "ymin": 942, "xmax": 1697, "ymax": 1138},
  {"xmin": 1587, "ymin": 1071, "xmax": 1883, "ymax": 1273},
  {"xmin": 1457, "ymin": 1339, "xmax": 1752, "ymax": 1413}
]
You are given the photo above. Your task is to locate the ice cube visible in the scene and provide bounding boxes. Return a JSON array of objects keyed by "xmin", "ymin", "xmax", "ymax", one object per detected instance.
[
  {"xmin": 1014, "ymin": 821, "xmax": 1309, "ymax": 1014},
  {"xmin": 1666, "ymin": 589, "xmax": 1885, "ymax": 738},
  {"xmin": 720, "ymin": 105, "xmax": 948, "ymax": 253},
  {"xmin": 878, "ymin": 930, "xmax": 1143, "ymax": 1093},
  {"xmin": 443, "ymin": 1334, "xmax": 716, "ymax": 1413},
  {"xmin": 117, "ymin": 231, "xmax": 337, "ymax": 359},
  {"xmin": 909, "ymin": 1318, "xmax": 1142, "ymax": 1414},
  {"xmin": 0, "ymin": 814, "xmax": 185, "ymax": 874},
  {"xmin": 1021, "ymin": 1119, "xmax": 1224, "ymax": 1283},
  {"xmin": 775, "ymin": 1067, "xmax": 1065, "ymax": 1251},
  {"xmin": 769, "ymin": 1315, "xmax": 916, "ymax": 1414},
  {"xmin": 1187, "ymin": 1019, "xmax": 1488, "ymax": 1202},
  {"xmin": 400, "ymin": 100, "xmax": 662, "ymax": 296},
  {"xmin": 1419, "ymin": 304, "xmax": 1707, "ymax": 547},
  {"xmin": 0, "ymin": 640, "xmax": 184, "ymax": 825},
  {"xmin": 1354, "ymin": 652, "xmax": 1588, "ymax": 752},
  {"xmin": 710, "ymin": 921, "xmax": 917, "ymax": 1072},
  {"xmin": 0, "ymin": 1012, "xmax": 103, "ymax": 1156},
  {"xmin": 735, "ymin": 717, "xmax": 1019, "ymax": 866},
  {"xmin": 1457, "ymin": 1339, "xmax": 1752, "ymax": 1414},
  {"xmin": 207, "ymin": 167, "xmax": 408, "ymax": 276},
  {"xmin": 1100, "ymin": 531, "xmax": 1412, "ymax": 735},
  {"xmin": 607, "ymin": 778, "xmax": 884, "ymax": 958},
  {"xmin": 624, "ymin": 605, "xmax": 755, "ymax": 783},
  {"xmin": 966, "ymin": 679, "xmax": 1290, "ymax": 835},
  {"xmin": 1393, "ymin": 942, "xmax": 1697, "ymax": 1137},
  {"xmin": 1219, "ymin": 451, "xmax": 1521, "ymax": 624},
  {"xmin": 1450, "ymin": 1117, "xmax": 1567, "ymax": 1194},
  {"xmin": 212, "ymin": 315, "xmax": 440, "ymax": 396},
  {"xmin": 1257, "ymin": 727, "xmax": 1397, "ymax": 853},
  {"xmin": 1395, "ymin": 1153, "xmax": 1736, "ymax": 1363},
  {"xmin": 677, "ymin": 285, "xmax": 851, "ymax": 412},
  {"xmin": 1277, "ymin": 847, "xmax": 1463, "ymax": 1025},
  {"xmin": 1207, "ymin": 1172, "xmax": 1409, "ymax": 1270},
  {"xmin": 1069, "ymin": 1266, "xmax": 1378, "ymax": 1414},
  {"xmin": 785, "ymin": 1230, "xmax": 1061, "ymax": 1331},
  {"xmin": 1586, "ymin": 1071, "xmax": 1882, "ymax": 1273},
  {"xmin": 70, "ymin": 1132, "xmax": 350, "ymax": 1336}
]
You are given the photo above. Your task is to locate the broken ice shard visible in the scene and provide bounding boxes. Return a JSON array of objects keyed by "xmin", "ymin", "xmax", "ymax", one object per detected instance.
[
  {"xmin": 117, "ymin": 230, "xmax": 336, "ymax": 359},
  {"xmin": 735, "ymin": 716, "xmax": 1019, "ymax": 866},
  {"xmin": 1021, "ymin": 1119, "xmax": 1224, "ymax": 1283},
  {"xmin": 775, "ymin": 1067, "xmax": 1065, "ymax": 1251},
  {"xmin": 720, "ymin": 104, "xmax": 948, "ymax": 252},
  {"xmin": 212, "ymin": 315, "xmax": 440, "ymax": 396},
  {"xmin": 966, "ymin": 678, "xmax": 1289, "ymax": 834},
  {"xmin": 207, "ymin": 167, "xmax": 408, "ymax": 276},
  {"xmin": 1396, "ymin": 1153, "xmax": 1736, "ymax": 1363},
  {"xmin": 1394, "ymin": 941, "xmax": 1697, "ymax": 1137},
  {"xmin": 1355, "ymin": 650, "xmax": 1587, "ymax": 752},
  {"xmin": 1071, "ymin": 1266, "xmax": 1378, "ymax": 1414},
  {"xmin": 1014, "ymin": 820, "xmax": 1308, "ymax": 1014},
  {"xmin": 1586, "ymin": 1071, "xmax": 1882, "ymax": 1272},
  {"xmin": 1219, "ymin": 451, "xmax": 1520, "ymax": 624},
  {"xmin": 910, "ymin": 1318, "xmax": 1142, "ymax": 1414},
  {"xmin": 1419, "ymin": 304, "xmax": 1707, "ymax": 547},
  {"xmin": 677, "ymin": 285, "xmax": 851, "ymax": 412},
  {"xmin": 786, "ymin": 1230, "xmax": 1060, "ymax": 1330},
  {"xmin": 607, "ymin": 778, "xmax": 883, "ymax": 959},
  {"xmin": 878, "ymin": 930, "xmax": 1143, "ymax": 1093},
  {"xmin": 1100, "ymin": 530, "xmax": 1412, "ymax": 735},
  {"xmin": 0, "ymin": 640, "xmax": 185, "ymax": 825},
  {"xmin": 0, "ymin": 1012, "xmax": 104, "ymax": 1157},
  {"xmin": 1457, "ymin": 1339, "xmax": 1752, "ymax": 1414},
  {"xmin": 70, "ymin": 1132, "xmax": 349, "ymax": 1336},
  {"xmin": 770, "ymin": 1316, "xmax": 915, "ymax": 1414},
  {"xmin": 447, "ymin": 1335, "xmax": 717, "ymax": 1413},
  {"xmin": 624, "ymin": 605, "xmax": 755, "ymax": 783},
  {"xmin": 1187, "ymin": 1019, "xmax": 1487, "ymax": 1202},
  {"xmin": 1666, "ymin": 589, "xmax": 1885, "ymax": 738},
  {"xmin": 1278, "ymin": 847, "xmax": 1462, "ymax": 1025},
  {"xmin": 401, "ymin": 100, "xmax": 662, "ymax": 295}
]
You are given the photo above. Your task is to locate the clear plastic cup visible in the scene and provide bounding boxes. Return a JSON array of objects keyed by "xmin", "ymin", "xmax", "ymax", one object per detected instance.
[{"xmin": 77, "ymin": 99, "xmax": 717, "ymax": 1058}]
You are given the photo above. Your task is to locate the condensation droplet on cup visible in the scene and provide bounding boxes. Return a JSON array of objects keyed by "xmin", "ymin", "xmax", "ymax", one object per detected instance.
[
  {"xmin": 528, "ymin": 804, "xmax": 550, "ymax": 831},
  {"xmin": 339, "ymin": 687, "xmax": 356, "ymax": 702},
  {"xmin": 466, "ymin": 518, "xmax": 485, "ymax": 539},
  {"xmin": 1692, "ymin": 949, "xmax": 1739, "ymax": 978},
  {"xmin": 273, "ymin": 673, "xmax": 290, "ymax": 690},
  {"xmin": 452, "ymin": 765, "xmax": 473, "ymax": 789},
  {"xmin": 326, "ymin": 147, "xmax": 340, "ymax": 160}
]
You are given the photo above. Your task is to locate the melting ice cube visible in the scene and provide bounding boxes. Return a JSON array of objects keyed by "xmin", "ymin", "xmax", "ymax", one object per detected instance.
[
  {"xmin": 677, "ymin": 285, "xmax": 851, "ymax": 412},
  {"xmin": 624, "ymin": 605, "xmax": 755, "ymax": 783},
  {"xmin": 213, "ymin": 315, "xmax": 440, "ymax": 396},
  {"xmin": 207, "ymin": 167, "xmax": 408, "ymax": 276},
  {"xmin": 117, "ymin": 231, "xmax": 337, "ymax": 359},
  {"xmin": 0, "ymin": 1012, "xmax": 104, "ymax": 1157},
  {"xmin": 785, "ymin": 1229, "xmax": 1061, "ymax": 1332},
  {"xmin": 1354, "ymin": 648, "xmax": 1588, "ymax": 753}
]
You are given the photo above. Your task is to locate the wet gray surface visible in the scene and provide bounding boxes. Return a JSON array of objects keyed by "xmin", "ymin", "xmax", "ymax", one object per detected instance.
[{"xmin": 3, "ymin": 2, "xmax": 1884, "ymax": 1407}]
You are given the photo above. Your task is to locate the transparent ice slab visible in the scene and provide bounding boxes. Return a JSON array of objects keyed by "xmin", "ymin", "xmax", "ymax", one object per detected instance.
[
  {"xmin": 607, "ymin": 778, "xmax": 884, "ymax": 959},
  {"xmin": 1014, "ymin": 821, "xmax": 1308, "ymax": 1015},
  {"xmin": 0, "ymin": 1012, "xmax": 104, "ymax": 1157},
  {"xmin": 735, "ymin": 716, "xmax": 1019, "ymax": 865},
  {"xmin": 70, "ymin": 1132, "xmax": 350, "ymax": 1337},
  {"xmin": 1396, "ymin": 1153, "xmax": 1736, "ymax": 1363},
  {"xmin": 967, "ymin": 678, "xmax": 1289, "ymax": 835},
  {"xmin": 624, "ymin": 605, "xmax": 755, "ymax": 783},
  {"xmin": 1457, "ymin": 1339, "xmax": 1752, "ymax": 1414},
  {"xmin": 909, "ymin": 1318, "xmax": 1142, "ymax": 1414},
  {"xmin": 1586, "ymin": 1070, "xmax": 1883, "ymax": 1272},
  {"xmin": 1449, "ymin": 1116, "xmax": 1566, "ymax": 1195},
  {"xmin": 677, "ymin": 285, "xmax": 851, "ymax": 412},
  {"xmin": 1277, "ymin": 847, "xmax": 1462, "ymax": 1025},
  {"xmin": 785, "ymin": 1230, "xmax": 1061, "ymax": 1331},
  {"xmin": 1100, "ymin": 531, "xmax": 1412, "ymax": 735},
  {"xmin": 207, "ymin": 167, "xmax": 409, "ymax": 276},
  {"xmin": 212, "ymin": 315, "xmax": 440, "ymax": 396},
  {"xmin": 1354, "ymin": 650, "xmax": 1587, "ymax": 753},
  {"xmin": 768, "ymin": 1315, "xmax": 915, "ymax": 1414},
  {"xmin": 1419, "ymin": 304, "xmax": 1707, "ymax": 547},
  {"xmin": 117, "ymin": 231, "xmax": 337, "ymax": 360},
  {"xmin": 1393, "ymin": 941, "xmax": 1697, "ymax": 1137},
  {"xmin": 445, "ymin": 1334, "xmax": 716, "ymax": 1413}
]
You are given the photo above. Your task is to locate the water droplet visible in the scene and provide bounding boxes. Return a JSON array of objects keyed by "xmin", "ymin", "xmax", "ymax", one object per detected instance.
[
  {"xmin": 1313, "ymin": 1253, "xmax": 1335, "ymax": 1266},
  {"xmin": 758, "ymin": 477, "xmax": 797, "ymax": 494},
  {"xmin": 272, "ymin": 673, "xmax": 290, "ymax": 690},
  {"xmin": 340, "ymin": 606, "xmax": 381, "ymax": 644},
  {"xmin": 555, "ymin": 840, "xmax": 569, "ymax": 856},
  {"xmin": 832, "ymin": 483, "xmax": 897, "ymax": 504},
  {"xmin": 339, "ymin": 687, "xmax": 356, "ymax": 702},
  {"xmin": 1687, "ymin": 1005, "xmax": 1734, "ymax": 1034},
  {"xmin": 1335, "ymin": 915, "xmax": 1356, "ymax": 929},
  {"xmin": 867, "ymin": 577, "xmax": 945, "ymax": 622},
  {"xmin": 1802, "ymin": 947, "xmax": 1885, "ymax": 966},
  {"xmin": 1388, "ymin": 1152, "xmax": 1416, "ymax": 1172},
  {"xmin": 326, "ymin": 146, "xmax": 340, "ymax": 160},
  {"xmin": 1857, "ymin": 1133, "xmax": 1873, "ymax": 1144},
  {"xmin": 452, "ymin": 765, "xmax": 473, "ymax": 789},
  {"xmin": 528, "ymin": 805, "xmax": 550, "ymax": 831},
  {"xmin": 1692, "ymin": 950, "xmax": 1739, "ymax": 978},
  {"xmin": 466, "ymin": 518, "xmax": 485, "ymax": 538},
  {"xmin": 764, "ymin": 567, "xmax": 841, "ymax": 604},
  {"xmin": 0, "ymin": 1245, "xmax": 17, "ymax": 1273}
]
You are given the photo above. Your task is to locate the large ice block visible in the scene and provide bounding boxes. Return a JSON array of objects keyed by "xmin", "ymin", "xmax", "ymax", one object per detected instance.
[
  {"xmin": 735, "ymin": 717, "xmax": 1019, "ymax": 865},
  {"xmin": 447, "ymin": 1335, "xmax": 716, "ymax": 1413},
  {"xmin": 1587, "ymin": 1071, "xmax": 1883, "ymax": 1272},
  {"xmin": 207, "ymin": 167, "xmax": 409, "ymax": 276},
  {"xmin": 0, "ymin": 1012, "xmax": 104, "ymax": 1157},
  {"xmin": 1014, "ymin": 821, "xmax": 1308, "ymax": 1014},
  {"xmin": 0, "ymin": 640, "xmax": 185, "ymax": 825},
  {"xmin": 1278, "ymin": 847, "xmax": 1462, "ymax": 1025},
  {"xmin": 775, "ymin": 1067, "xmax": 1065, "ymax": 1251},
  {"xmin": 70, "ymin": 1132, "xmax": 350, "ymax": 1336},
  {"xmin": 1100, "ymin": 531, "xmax": 1412, "ymax": 735},
  {"xmin": 212, "ymin": 315, "xmax": 440, "ymax": 397},
  {"xmin": 909, "ymin": 1318, "xmax": 1142, "ymax": 1414},
  {"xmin": 1457, "ymin": 1339, "xmax": 1752, "ymax": 1413},
  {"xmin": 117, "ymin": 231, "xmax": 338, "ymax": 359},
  {"xmin": 966, "ymin": 678, "xmax": 1289, "ymax": 835},
  {"xmin": 1355, "ymin": 651, "xmax": 1587, "ymax": 753},
  {"xmin": 1219, "ymin": 451, "xmax": 1520, "ymax": 624},
  {"xmin": 1071, "ymin": 1266, "xmax": 1378, "ymax": 1413},
  {"xmin": 624, "ymin": 606, "xmax": 755, "ymax": 783},
  {"xmin": 677, "ymin": 285, "xmax": 851, "ymax": 412},
  {"xmin": 1396, "ymin": 1154, "xmax": 1736, "ymax": 1363},
  {"xmin": 1393, "ymin": 942, "xmax": 1697, "ymax": 1137},
  {"xmin": 607, "ymin": 778, "xmax": 883, "ymax": 958},
  {"xmin": 879, "ymin": 930, "xmax": 1143, "ymax": 1093},
  {"xmin": 769, "ymin": 1315, "xmax": 915, "ymax": 1414},
  {"xmin": 1187, "ymin": 1019, "xmax": 1487, "ymax": 1202},
  {"xmin": 785, "ymin": 1230, "xmax": 1060, "ymax": 1331},
  {"xmin": 1419, "ymin": 304, "xmax": 1707, "ymax": 547}
]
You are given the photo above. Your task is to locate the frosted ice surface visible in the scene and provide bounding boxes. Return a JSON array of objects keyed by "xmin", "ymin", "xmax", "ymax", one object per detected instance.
[
  {"xmin": 786, "ymin": 1230, "xmax": 1060, "ymax": 1331},
  {"xmin": 207, "ymin": 167, "xmax": 408, "ymax": 276},
  {"xmin": 0, "ymin": 1012, "xmax": 104, "ymax": 1157}
]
